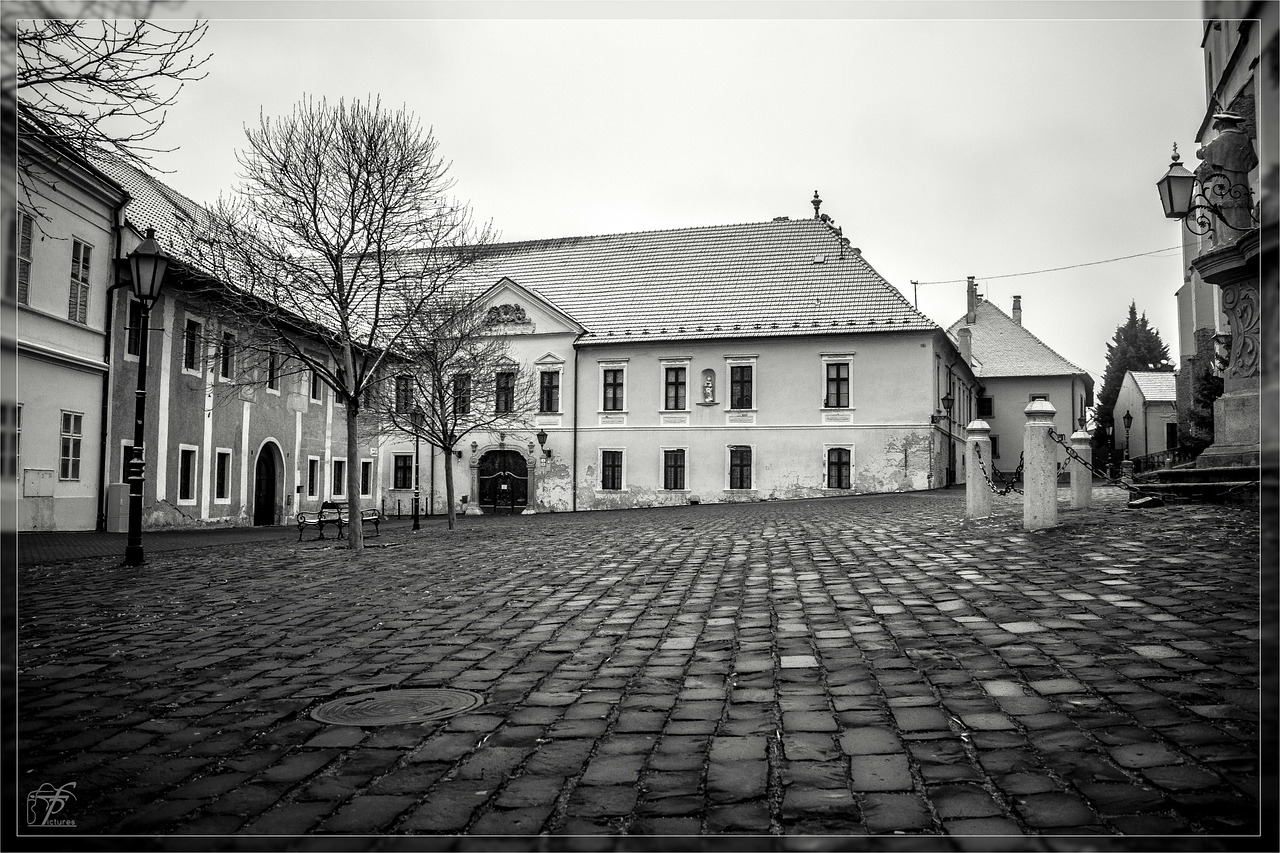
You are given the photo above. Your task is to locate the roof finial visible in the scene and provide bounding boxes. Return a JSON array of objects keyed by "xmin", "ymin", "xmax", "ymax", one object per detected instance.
[{"xmin": 811, "ymin": 190, "xmax": 822, "ymax": 220}]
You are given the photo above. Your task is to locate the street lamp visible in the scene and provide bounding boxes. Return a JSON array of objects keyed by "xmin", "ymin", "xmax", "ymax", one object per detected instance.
[
  {"xmin": 1156, "ymin": 127, "xmax": 1258, "ymax": 237},
  {"xmin": 536, "ymin": 428, "xmax": 551, "ymax": 458},
  {"xmin": 930, "ymin": 390, "xmax": 955, "ymax": 424},
  {"xmin": 1122, "ymin": 409, "xmax": 1134, "ymax": 460},
  {"xmin": 411, "ymin": 406, "xmax": 424, "ymax": 532},
  {"xmin": 123, "ymin": 228, "xmax": 169, "ymax": 567}
]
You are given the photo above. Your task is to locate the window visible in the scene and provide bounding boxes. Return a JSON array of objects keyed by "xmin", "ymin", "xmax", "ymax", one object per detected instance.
[
  {"xmin": 307, "ymin": 458, "xmax": 320, "ymax": 498},
  {"xmin": 1, "ymin": 403, "xmax": 19, "ymax": 479},
  {"xmin": 825, "ymin": 362, "xmax": 850, "ymax": 408},
  {"xmin": 600, "ymin": 450, "xmax": 623, "ymax": 491},
  {"xmin": 539, "ymin": 371, "xmax": 560, "ymax": 413},
  {"xmin": 730, "ymin": 365, "xmax": 753, "ymax": 409},
  {"xmin": 219, "ymin": 332, "xmax": 236, "ymax": 379},
  {"xmin": 1029, "ymin": 393, "xmax": 1049, "ymax": 402},
  {"xmin": 395, "ymin": 375, "xmax": 413, "ymax": 413},
  {"xmin": 978, "ymin": 396, "xmax": 993, "ymax": 418},
  {"xmin": 267, "ymin": 350, "xmax": 280, "ymax": 391},
  {"xmin": 332, "ymin": 459, "xmax": 347, "ymax": 498},
  {"xmin": 495, "ymin": 371, "xmax": 515, "ymax": 414},
  {"xmin": 124, "ymin": 299, "xmax": 144, "ymax": 357},
  {"xmin": 183, "ymin": 319, "xmax": 202, "ymax": 371},
  {"xmin": 310, "ymin": 368, "xmax": 323, "ymax": 402},
  {"xmin": 215, "ymin": 450, "xmax": 231, "ymax": 501},
  {"xmin": 361, "ymin": 461, "xmax": 373, "ymax": 497},
  {"xmin": 729, "ymin": 446, "xmax": 752, "ymax": 490},
  {"xmin": 453, "ymin": 374, "xmax": 471, "ymax": 415},
  {"xmin": 664, "ymin": 367, "xmax": 687, "ymax": 411},
  {"xmin": 663, "ymin": 449, "xmax": 685, "ymax": 491},
  {"xmin": 602, "ymin": 368, "xmax": 625, "ymax": 411},
  {"xmin": 178, "ymin": 447, "xmax": 198, "ymax": 503},
  {"xmin": 1166, "ymin": 422, "xmax": 1179, "ymax": 451},
  {"xmin": 990, "ymin": 436, "xmax": 1000, "ymax": 459},
  {"xmin": 59, "ymin": 411, "xmax": 82, "ymax": 480},
  {"xmin": 14, "ymin": 211, "xmax": 33, "ymax": 304},
  {"xmin": 68, "ymin": 239, "xmax": 91, "ymax": 324},
  {"xmin": 393, "ymin": 454, "xmax": 413, "ymax": 489},
  {"xmin": 827, "ymin": 448, "xmax": 851, "ymax": 489}
]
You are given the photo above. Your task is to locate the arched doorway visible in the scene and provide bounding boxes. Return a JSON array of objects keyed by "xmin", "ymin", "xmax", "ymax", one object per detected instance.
[
  {"xmin": 477, "ymin": 449, "xmax": 528, "ymax": 514},
  {"xmin": 252, "ymin": 444, "xmax": 281, "ymax": 526}
]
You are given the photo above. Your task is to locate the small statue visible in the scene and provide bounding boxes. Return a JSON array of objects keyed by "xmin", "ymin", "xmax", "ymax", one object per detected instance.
[{"xmin": 703, "ymin": 376, "xmax": 714, "ymax": 403}]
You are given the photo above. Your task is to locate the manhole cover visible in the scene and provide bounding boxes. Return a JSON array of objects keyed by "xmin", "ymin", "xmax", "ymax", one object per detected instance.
[{"xmin": 310, "ymin": 688, "xmax": 484, "ymax": 725}]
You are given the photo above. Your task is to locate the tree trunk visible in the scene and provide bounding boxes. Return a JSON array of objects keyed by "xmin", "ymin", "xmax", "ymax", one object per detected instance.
[
  {"xmin": 343, "ymin": 345, "xmax": 363, "ymax": 551},
  {"xmin": 443, "ymin": 451, "xmax": 457, "ymax": 530}
]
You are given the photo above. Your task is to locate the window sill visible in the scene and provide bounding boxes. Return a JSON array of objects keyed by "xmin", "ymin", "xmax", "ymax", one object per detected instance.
[
  {"xmin": 266, "ymin": 388, "xmax": 281, "ymax": 396},
  {"xmin": 213, "ymin": 497, "xmax": 231, "ymax": 505}
]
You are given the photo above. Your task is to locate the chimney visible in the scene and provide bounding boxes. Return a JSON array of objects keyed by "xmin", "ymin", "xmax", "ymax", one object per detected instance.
[
  {"xmin": 957, "ymin": 326, "xmax": 973, "ymax": 366},
  {"xmin": 1012, "ymin": 295, "xmax": 1022, "ymax": 325},
  {"xmin": 965, "ymin": 276, "xmax": 976, "ymax": 325}
]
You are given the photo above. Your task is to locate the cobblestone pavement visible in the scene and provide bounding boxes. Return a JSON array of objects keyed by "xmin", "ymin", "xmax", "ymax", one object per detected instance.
[{"xmin": 14, "ymin": 487, "xmax": 1269, "ymax": 849}]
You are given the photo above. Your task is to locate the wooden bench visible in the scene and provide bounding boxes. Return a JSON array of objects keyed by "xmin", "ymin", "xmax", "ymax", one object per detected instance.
[{"xmin": 296, "ymin": 502, "xmax": 382, "ymax": 540}]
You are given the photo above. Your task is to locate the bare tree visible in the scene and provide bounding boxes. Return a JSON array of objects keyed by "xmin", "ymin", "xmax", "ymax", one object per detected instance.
[
  {"xmin": 186, "ymin": 95, "xmax": 492, "ymax": 550},
  {"xmin": 367, "ymin": 289, "xmax": 538, "ymax": 530},
  {"xmin": 7, "ymin": 1, "xmax": 210, "ymax": 196}
]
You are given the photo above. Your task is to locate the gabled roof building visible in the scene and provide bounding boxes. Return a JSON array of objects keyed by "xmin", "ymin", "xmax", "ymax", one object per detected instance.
[
  {"xmin": 946, "ymin": 279, "xmax": 1093, "ymax": 476},
  {"xmin": 1114, "ymin": 370, "xmax": 1179, "ymax": 461}
]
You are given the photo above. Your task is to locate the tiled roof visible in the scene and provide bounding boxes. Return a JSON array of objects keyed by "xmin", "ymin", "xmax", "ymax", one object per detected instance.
[
  {"xmin": 101, "ymin": 159, "xmax": 935, "ymax": 344},
  {"xmin": 947, "ymin": 299, "xmax": 1086, "ymax": 379},
  {"xmin": 464, "ymin": 220, "xmax": 937, "ymax": 342},
  {"xmin": 1130, "ymin": 370, "xmax": 1177, "ymax": 402}
]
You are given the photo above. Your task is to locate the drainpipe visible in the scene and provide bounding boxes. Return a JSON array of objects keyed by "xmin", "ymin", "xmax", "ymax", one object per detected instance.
[
  {"xmin": 97, "ymin": 195, "xmax": 130, "ymax": 530},
  {"xmin": 428, "ymin": 444, "xmax": 435, "ymax": 516},
  {"xmin": 571, "ymin": 339, "xmax": 581, "ymax": 512}
]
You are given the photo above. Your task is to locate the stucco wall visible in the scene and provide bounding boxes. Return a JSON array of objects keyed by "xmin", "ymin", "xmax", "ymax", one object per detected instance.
[{"xmin": 976, "ymin": 375, "xmax": 1080, "ymax": 474}]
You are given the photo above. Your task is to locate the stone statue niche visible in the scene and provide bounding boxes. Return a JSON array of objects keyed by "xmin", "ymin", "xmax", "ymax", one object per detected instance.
[{"xmin": 700, "ymin": 369, "xmax": 716, "ymax": 404}]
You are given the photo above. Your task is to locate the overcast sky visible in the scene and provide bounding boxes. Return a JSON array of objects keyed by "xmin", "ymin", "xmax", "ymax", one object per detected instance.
[{"xmin": 145, "ymin": 0, "xmax": 1211, "ymax": 383}]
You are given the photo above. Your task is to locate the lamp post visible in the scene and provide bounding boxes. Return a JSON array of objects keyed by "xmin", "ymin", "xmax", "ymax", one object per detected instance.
[
  {"xmin": 1122, "ymin": 409, "xmax": 1134, "ymax": 460},
  {"xmin": 536, "ymin": 428, "xmax": 551, "ymax": 458},
  {"xmin": 123, "ymin": 228, "xmax": 169, "ymax": 567},
  {"xmin": 411, "ymin": 406, "xmax": 423, "ymax": 532}
]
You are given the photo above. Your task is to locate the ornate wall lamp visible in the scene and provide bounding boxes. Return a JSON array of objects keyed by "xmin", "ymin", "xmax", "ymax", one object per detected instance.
[
  {"xmin": 536, "ymin": 428, "xmax": 552, "ymax": 458},
  {"xmin": 1157, "ymin": 117, "xmax": 1259, "ymax": 237},
  {"xmin": 930, "ymin": 390, "xmax": 955, "ymax": 425}
]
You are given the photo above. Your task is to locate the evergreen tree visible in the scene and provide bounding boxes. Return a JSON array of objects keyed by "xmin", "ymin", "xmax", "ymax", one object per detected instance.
[{"xmin": 1093, "ymin": 302, "xmax": 1174, "ymax": 457}]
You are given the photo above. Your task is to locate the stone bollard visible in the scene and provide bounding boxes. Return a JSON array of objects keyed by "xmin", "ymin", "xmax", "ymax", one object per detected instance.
[
  {"xmin": 965, "ymin": 419, "xmax": 993, "ymax": 519},
  {"xmin": 1023, "ymin": 399, "xmax": 1058, "ymax": 530},
  {"xmin": 1121, "ymin": 459, "xmax": 1134, "ymax": 482},
  {"xmin": 1070, "ymin": 430, "xmax": 1092, "ymax": 509}
]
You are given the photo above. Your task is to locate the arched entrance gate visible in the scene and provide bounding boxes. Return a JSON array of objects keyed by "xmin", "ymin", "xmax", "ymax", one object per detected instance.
[
  {"xmin": 476, "ymin": 449, "xmax": 529, "ymax": 514},
  {"xmin": 252, "ymin": 441, "xmax": 284, "ymax": 525}
]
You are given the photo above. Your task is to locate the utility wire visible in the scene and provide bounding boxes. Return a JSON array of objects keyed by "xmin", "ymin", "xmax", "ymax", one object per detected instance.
[{"xmin": 913, "ymin": 245, "xmax": 1182, "ymax": 286}]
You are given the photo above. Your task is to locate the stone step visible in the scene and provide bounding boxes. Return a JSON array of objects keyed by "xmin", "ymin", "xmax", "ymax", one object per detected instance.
[
  {"xmin": 1130, "ymin": 480, "xmax": 1260, "ymax": 506},
  {"xmin": 1139, "ymin": 465, "xmax": 1260, "ymax": 484}
]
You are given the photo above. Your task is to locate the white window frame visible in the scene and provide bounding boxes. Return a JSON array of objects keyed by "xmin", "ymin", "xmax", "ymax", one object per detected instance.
[
  {"xmin": 214, "ymin": 448, "xmax": 233, "ymax": 504},
  {"xmin": 659, "ymin": 357, "xmax": 691, "ymax": 413},
  {"xmin": 59, "ymin": 411, "xmax": 83, "ymax": 481},
  {"xmin": 821, "ymin": 353, "xmax": 855, "ymax": 410},
  {"xmin": 68, "ymin": 237, "xmax": 92, "ymax": 325},
  {"xmin": 392, "ymin": 453, "xmax": 413, "ymax": 490},
  {"xmin": 725, "ymin": 443, "xmax": 755, "ymax": 491},
  {"xmin": 330, "ymin": 457, "xmax": 348, "ymax": 499},
  {"xmin": 599, "ymin": 359, "xmax": 628, "ymax": 413},
  {"xmin": 306, "ymin": 455, "xmax": 321, "ymax": 498},
  {"xmin": 309, "ymin": 366, "xmax": 323, "ymax": 403},
  {"xmin": 598, "ymin": 447, "xmax": 626, "ymax": 492},
  {"xmin": 823, "ymin": 443, "xmax": 855, "ymax": 490},
  {"xmin": 218, "ymin": 331, "xmax": 236, "ymax": 381},
  {"xmin": 725, "ymin": 356, "xmax": 758, "ymax": 411},
  {"xmin": 538, "ymin": 367, "xmax": 563, "ymax": 414},
  {"xmin": 177, "ymin": 444, "xmax": 199, "ymax": 505},
  {"xmin": 360, "ymin": 459, "xmax": 374, "ymax": 498},
  {"xmin": 266, "ymin": 349, "xmax": 281, "ymax": 394},
  {"xmin": 181, "ymin": 313, "xmax": 205, "ymax": 376},
  {"xmin": 660, "ymin": 445, "xmax": 689, "ymax": 492}
]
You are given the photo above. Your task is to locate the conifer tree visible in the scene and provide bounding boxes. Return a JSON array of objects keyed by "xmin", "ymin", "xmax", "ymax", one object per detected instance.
[{"xmin": 1093, "ymin": 302, "xmax": 1174, "ymax": 457}]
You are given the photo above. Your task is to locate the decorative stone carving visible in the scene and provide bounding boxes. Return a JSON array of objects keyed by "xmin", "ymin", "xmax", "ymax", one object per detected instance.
[
  {"xmin": 485, "ymin": 304, "xmax": 529, "ymax": 326},
  {"xmin": 1220, "ymin": 281, "xmax": 1260, "ymax": 378}
]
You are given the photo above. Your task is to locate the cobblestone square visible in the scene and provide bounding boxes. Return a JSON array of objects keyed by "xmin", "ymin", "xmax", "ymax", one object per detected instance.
[{"xmin": 15, "ymin": 487, "xmax": 1269, "ymax": 847}]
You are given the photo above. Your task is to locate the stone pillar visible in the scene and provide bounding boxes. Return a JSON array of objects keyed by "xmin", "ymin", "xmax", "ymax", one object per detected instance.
[
  {"xmin": 1022, "ymin": 400, "xmax": 1058, "ymax": 530},
  {"xmin": 965, "ymin": 419, "xmax": 992, "ymax": 519},
  {"xmin": 1069, "ymin": 430, "xmax": 1093, "ymax": 509},
  {"xmin": 465, "ymin": 458, "xmax": 483, "ymax": 515},
  {"xmin": 522, "ymin": 451, "xmax": 537, "ymax": 514}
]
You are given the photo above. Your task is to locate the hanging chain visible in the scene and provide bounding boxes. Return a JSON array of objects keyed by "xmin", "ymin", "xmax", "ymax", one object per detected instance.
[
  {"xmin": 974, "ymin": 443, "xmax": 1023, "ymax": 496},
  {"xmin": 1044, "ymin": 428, "xmax": 1260, "ymax": 504}
]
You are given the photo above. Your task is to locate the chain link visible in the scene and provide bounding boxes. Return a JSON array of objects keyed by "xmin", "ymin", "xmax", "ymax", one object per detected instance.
[
  {"xmin": 973, "ymin": 443, "xmax": 1023, "ymax": 495},
  {"xmin": 1044, "ymin": 428, "xmax": 1260, "ymax": 504}
]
